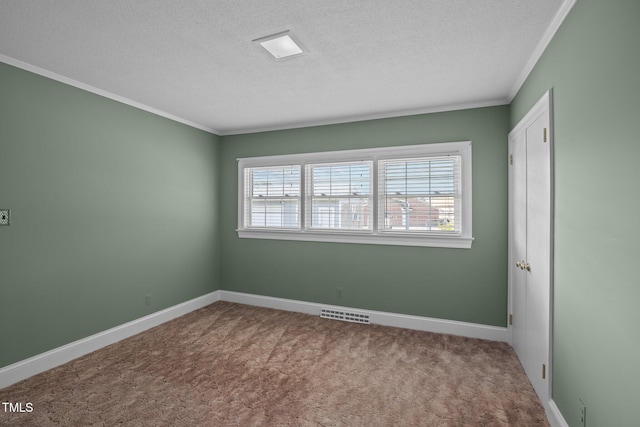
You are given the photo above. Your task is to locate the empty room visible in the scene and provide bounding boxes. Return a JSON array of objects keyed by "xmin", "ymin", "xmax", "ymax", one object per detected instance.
[{"xmin": 1, "ymin": 1, "xmax": 638, "ymax": 426}]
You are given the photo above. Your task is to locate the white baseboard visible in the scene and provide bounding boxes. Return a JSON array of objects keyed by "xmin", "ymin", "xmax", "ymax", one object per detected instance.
[
  {"xmin": 547, "ymin": 399, "xmax": 569, "ymax": 427},
  {"xmin": 0, "ymin": 291, "xmax": 221, "ymax": 389},
  {"xmin": 1, "ymin": 289, "xmax": 509, "ymax": 390},
  {"xmin": 220, "ymin": 291, "xmax": 508, "ymax": 342}
]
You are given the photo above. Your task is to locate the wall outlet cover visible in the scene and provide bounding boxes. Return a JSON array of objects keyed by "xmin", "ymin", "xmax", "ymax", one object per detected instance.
[
  {"xmin": 578, "ymin": 398, "xmax": 586, "ymax": 427},
  {"xmin": 0, "ymin": 209, "xmax": 9, "ymax": 226}
]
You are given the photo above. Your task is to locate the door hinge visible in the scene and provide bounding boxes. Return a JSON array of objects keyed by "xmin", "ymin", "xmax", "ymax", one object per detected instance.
[
  {"xmin": 542, "ymin": 364, "xmax": 546, "ymax": 379},
  {"xmin": 509, "ymin": 314, "xmax": 513, "ymax": 325},
  {"xmin": 509, "ymin": 154, "xmax": 513, "ymax": 165},
  {"xmin": 543, "ymin": 128, "xmax": 547, "ymax": 143}
]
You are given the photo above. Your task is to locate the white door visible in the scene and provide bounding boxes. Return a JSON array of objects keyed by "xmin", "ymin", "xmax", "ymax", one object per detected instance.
[
  {"xmin": 509, "ymin": 131, "xmax": 528, "ymax": 366},
  {"xmin": 508, "ymin": 91, "xmax": 553, "ymax": 405}
]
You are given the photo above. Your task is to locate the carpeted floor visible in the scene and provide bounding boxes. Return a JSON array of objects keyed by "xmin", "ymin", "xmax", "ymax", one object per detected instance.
[{"xmin": 0, "ymin": 302, "xmax": 549, "ymax": 426}]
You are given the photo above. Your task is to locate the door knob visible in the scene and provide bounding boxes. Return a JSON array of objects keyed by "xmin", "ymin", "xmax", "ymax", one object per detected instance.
[{"xmin": 516, "ymin": 261, "xmax": 522, "ymax": 269}]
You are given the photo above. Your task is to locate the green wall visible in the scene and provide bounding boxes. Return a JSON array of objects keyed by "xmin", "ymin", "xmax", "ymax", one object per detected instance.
[
  {"xmin": 0, "ymin": 63, "xmax": 221, "ymax": 368},
  {"xmin": 220, "ymin": 106, "xmax": 510, "ymax": 327},
  {"xmin": 511, "ymin": 1, "xmax": 640, "ymax": 425},
  {"xmin": 6, "ymin": 2, "xmax": 637, "ymax": 423}
]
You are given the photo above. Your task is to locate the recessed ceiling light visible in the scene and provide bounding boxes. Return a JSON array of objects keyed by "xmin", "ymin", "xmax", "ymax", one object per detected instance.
[{"xmin": 253, "ymin": 30, "xmax": 304, "ymax": 60}]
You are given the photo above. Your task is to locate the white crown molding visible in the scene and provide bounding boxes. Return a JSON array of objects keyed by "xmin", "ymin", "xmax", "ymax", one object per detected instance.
[
  {"xmin": 0, "ymin": 54, "xmax": 220, "ymax": 135},
  {"xmin": 0, "ymin": 54, "xmax": 507, "ymax": 138},
  {"xmin": 218, "ymin": 98, "xmax": 509, "ymax": 136},
  {"xmin": 507, "ymin": 0, "xmax": 577, "ymax": 101},
  {"xmin": 1, "ymin": 52, "xmax": 506, "ymax": 136},
  {"xmin": 1, "ymin": 2, "xmax": 574, "ymax": 138},
  {"xmin": 0, "ymin": 291, "xmax": 222, "ymax": 389}
]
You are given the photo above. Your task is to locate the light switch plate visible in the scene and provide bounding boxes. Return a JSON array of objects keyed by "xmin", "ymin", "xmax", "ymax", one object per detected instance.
[{"xmin": 0, "ymin": 209, "xmax": 10, "ymax": 226}]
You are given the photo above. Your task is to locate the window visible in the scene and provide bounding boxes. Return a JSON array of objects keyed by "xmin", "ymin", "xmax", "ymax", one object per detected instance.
[
  {"xmin": 244, "ymin": 165, "xmax": 301, "ymax": 229},
  {"xmin": 237, "ymin": 141, "xmax": 473, "ymax": 248},
  {"xmin": 379, "ymin": 156, "xmax": 460, "ymax": 233},
  {"xmin": 307, "ymin": 162, "xmax": 372, "ymax": 231}
]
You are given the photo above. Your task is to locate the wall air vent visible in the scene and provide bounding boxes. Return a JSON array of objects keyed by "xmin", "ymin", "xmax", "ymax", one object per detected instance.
[{"xmin": 320, "ymin": 308, "xmax": 370, "ymax": 324}]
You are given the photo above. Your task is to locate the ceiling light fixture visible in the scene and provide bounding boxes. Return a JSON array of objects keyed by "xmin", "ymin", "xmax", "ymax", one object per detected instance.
[{"xmin": 253, "ymin": 30, "xmax": 304, "ymax": 60}]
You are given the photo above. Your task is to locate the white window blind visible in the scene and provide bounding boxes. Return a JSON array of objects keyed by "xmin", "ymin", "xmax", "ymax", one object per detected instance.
[
  {"xmin": 237, "ymin": 141, "xmax": 473, "ymax": 248},
  {"xmin": 306, "ymin": 161, "xmax": 372, "ymax": 230},
  {"xmin": 244, "ymin": 165, "xmax": 301, "ymax": 229},
  {"xmin": 379, "ymin": 156, "xmax": 461, "ymax": 234}
]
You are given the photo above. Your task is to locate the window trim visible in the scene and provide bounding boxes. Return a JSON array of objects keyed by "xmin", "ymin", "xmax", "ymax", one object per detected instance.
[{"xmin": 237, "ymin": 141, "xmax": 473, "ymax": 248}]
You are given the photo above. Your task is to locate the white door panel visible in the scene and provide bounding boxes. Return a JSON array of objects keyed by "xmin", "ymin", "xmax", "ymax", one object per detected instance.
[
  {"xmin": 525, "ymin": 112, "xmax": 551, "ymax": 399},
  {"xmin": 509, "ymin": 91, "xmax": 552, "ymax": 406}
]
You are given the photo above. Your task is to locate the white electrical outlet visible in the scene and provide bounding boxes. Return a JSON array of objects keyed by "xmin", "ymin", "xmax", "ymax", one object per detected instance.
[
  {"xmin": 578, "ymin": 399, "xmax": 586, "ymax": 427},
  {"xmin": 0, "ymin": 209, "xmax": 9, "ymax": 226}
]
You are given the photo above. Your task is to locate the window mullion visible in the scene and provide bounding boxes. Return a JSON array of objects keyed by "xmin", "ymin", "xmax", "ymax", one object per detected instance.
[
  {"xmin": 373, "ymin": 157, "xmax": 379, "ymax": 234},
  {"xmin": 301, "ymin": 161, "xmax": 306, "ymax": 231}
]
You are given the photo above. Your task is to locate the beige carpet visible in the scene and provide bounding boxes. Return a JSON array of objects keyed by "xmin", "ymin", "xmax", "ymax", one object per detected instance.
[{"xmin": 0, "ymin": 302, "xmax": 549, "ymax": 426}]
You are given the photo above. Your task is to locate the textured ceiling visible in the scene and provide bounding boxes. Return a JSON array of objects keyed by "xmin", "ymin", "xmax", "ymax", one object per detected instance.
[{"xmin": 0, "ymin": 1, "xmax": 568, "ymax": 135}]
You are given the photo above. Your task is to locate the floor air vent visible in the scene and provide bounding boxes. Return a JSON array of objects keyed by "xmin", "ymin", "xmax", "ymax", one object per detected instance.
[{"xmin": 320, "ymin": 308, "xmax": 370, "ymax": 324}]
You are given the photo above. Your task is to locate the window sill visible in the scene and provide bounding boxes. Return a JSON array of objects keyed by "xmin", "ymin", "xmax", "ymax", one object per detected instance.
[{"xmin": 237, "ymin": 229, "xmax": 473, "ymax": 249}]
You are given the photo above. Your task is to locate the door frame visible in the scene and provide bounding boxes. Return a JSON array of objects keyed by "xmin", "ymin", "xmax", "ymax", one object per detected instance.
[{"xmin": 508, "ymin": 89, "xmax": 554, "ymax": 405}]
